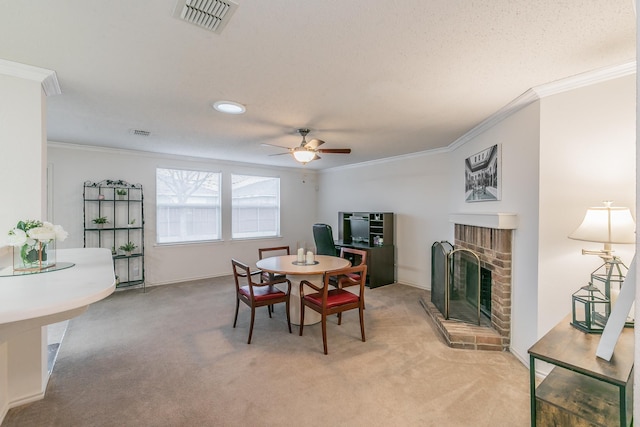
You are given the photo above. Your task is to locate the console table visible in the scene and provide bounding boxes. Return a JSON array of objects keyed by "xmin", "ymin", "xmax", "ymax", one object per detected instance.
[{"xmin": 528, "ymin": 315, "xmax": 633, "ymax": 426}]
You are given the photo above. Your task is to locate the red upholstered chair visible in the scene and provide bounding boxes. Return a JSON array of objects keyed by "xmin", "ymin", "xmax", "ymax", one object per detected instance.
[
  {"xmin": 336, "ymin": 246, "xmax": 369, "ymax": 318},
  {"xmin": 258, "ymin": 246, "xmax": 290, "ymax": 283},
  {"xmin": 231, "ymin": 259, "xmax": 292, "ymax": 344},
  {"xmin": 299, "ymin": 264, "xmax": 368, "ymax": 355},
  {"xmin": 335, "ymin": 247, "xmax": 367, "ymax": 283}
]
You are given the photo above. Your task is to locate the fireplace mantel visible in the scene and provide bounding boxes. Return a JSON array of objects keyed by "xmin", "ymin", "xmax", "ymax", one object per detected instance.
[{"xmin": 449, "ymin": 212, "xmax": 518, "ymax": 229}]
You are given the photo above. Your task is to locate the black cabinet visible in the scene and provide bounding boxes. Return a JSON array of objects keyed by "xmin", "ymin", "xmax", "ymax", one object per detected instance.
[
  {"xmin": 338, "ymin": 212, "xmax": 394, "ymax": 247},
  {"xmin": 337, "ymin": 212, "xmax": 395, "ymax": 288},
  {"xmin": 83, "ymin": 180, "xmax": 145, "ymax": 290}
]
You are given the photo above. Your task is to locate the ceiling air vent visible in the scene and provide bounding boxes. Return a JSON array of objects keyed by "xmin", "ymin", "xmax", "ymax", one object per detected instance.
[
  {"xmin": 130, "ymin": 129, "xmax": 151, "ymax": 137},
  {"xmin": 173, "ymin": 0, "xmax": 238, "ymax": 34}
]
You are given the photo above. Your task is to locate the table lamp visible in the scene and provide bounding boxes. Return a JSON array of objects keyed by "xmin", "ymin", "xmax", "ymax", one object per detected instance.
[{"xmin": 569, "ymin": 201, "xmax": 635, "ymax": 327}]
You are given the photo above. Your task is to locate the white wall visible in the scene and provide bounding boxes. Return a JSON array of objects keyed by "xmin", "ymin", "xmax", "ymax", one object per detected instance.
[
  {"xmin": 0, "ymin": 66, "xmax": 49, "ymax": 423},
  {"xmin": 47, "ymin": 144, "xmax": 318, "ymax": 285},
  {"xmin": 317, "ymin": 150, "xmax": 452, "ymax": 288},
  {"xmin": 635, "ymin": 3, "xmax": 639, "ymax": 417},
  {"xmin": 538, "ymin": 74, "xmax": 636, "ymax": 335},
  {"xmin": 0, "ymin": 73, "xmax": 47, "ymax": 238},
  {"xmin": 448, "ymin": 101, "xmax": 542, "ymax": 362}
]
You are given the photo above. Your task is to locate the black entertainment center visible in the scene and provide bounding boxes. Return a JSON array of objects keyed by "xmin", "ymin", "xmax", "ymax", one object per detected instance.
[{"xmin": 336, "ymin": 212, "xmax": 395, "ymax": 288}]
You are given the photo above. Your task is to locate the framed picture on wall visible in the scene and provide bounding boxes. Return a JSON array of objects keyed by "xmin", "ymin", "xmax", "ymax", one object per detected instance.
[{"xmin": 465, "ymin": 144, "xmax": 501, "ymax": 202}]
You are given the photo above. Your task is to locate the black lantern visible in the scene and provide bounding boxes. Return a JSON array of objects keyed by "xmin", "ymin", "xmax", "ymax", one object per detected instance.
[{"xmin": 571, "ymin": 283, "xmax": 610, "ymax": 333}]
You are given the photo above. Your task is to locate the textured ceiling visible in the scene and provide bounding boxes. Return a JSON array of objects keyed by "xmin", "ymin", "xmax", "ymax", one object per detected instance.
[{"xmin": 0, "ymin": 1, "xmax": 635, "ymax": 169}]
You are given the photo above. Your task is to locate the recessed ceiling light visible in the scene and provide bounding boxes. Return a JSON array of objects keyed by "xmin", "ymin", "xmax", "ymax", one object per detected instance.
[{"xmin": 213, "ymin": 100, "xmax": 246, "ymax": 114}]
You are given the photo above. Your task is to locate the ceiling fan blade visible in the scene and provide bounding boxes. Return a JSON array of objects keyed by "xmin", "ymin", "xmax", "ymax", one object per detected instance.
[
  {"xmin": 313, "ymin": 153, "xmax": 321, "ymax": 160},
  {"xmin": 317, "ymin": 148, "xmax": 351, "ymax": 154},
  {"xmin": 261, "ymin": 142, "xmax": 290, "ymax": 150},
  {"xmin": 268, "ymin": 152, "xmax": 291, "ymax": 157},
  {"xmin": 305, "ymin": 138, "xmax": 325, "ymax": 149}
]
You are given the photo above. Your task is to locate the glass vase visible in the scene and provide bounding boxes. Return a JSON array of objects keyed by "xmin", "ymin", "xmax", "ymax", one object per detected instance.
[{"xmin": 13, "ymin": 240, "xmax": 57, "ymax": 272}]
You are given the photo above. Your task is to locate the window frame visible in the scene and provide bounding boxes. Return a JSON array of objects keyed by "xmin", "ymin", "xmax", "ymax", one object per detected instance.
[
  {"xmin": 155, "ymin": 167, "xmax": 222, "ymax": 245},
  {"xmin": 231, "ymin": 173, "xmax": 281, "ymax": 240}
]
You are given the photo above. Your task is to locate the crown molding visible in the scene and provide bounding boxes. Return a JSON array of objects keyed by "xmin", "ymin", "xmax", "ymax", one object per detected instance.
[
  {"xmin": 0, "ymin": 59, "xmax": 61, "ymax": 96},
  {"xmin": 327, "ymin": 60, "xmax": 638, "ymax": 173},
  {"xmin": 48, "ymin": 59, "xmax": 638, "ymax": 174},
  {"xmin": 448, "ymin": 89, "xmax": 540, "ymax": 151},
  {"xmin": 449, "ymin": 61, "xmax": 636, "ymax": 151},
  {"xmin": 321, "ymin": 146, "xmax": 450, "ymax": 173},
  {"xmin": 47, "ymin": 141, "xmax": 308, "ymax": 173},
  {"xmin": 532, "ymin": 61, "xmax": 636, "ymax": 99}
]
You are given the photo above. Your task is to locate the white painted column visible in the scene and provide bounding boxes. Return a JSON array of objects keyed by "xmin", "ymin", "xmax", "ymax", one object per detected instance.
[{"xmin": 0, "ymin": 59, "xmax": 60, "ymax": 422}]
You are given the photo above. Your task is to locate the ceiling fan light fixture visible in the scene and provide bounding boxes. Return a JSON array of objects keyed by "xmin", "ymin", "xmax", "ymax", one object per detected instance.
[
  {"xmin": 213, "ymin": 100, "xmax": 246, "ymax": 114},
  {"xmin": 292, "ymin": 149, "xmax": 316, "ymax": 164}
]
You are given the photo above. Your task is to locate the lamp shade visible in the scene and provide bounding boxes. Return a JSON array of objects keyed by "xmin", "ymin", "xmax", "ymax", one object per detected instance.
[
  {"xmin": 292, "ymin": 148, "xmax": 316, "ymax": 164},
  {"xmin": 569, "ymin": 202, "xmax": 635, "ymax": 244}
]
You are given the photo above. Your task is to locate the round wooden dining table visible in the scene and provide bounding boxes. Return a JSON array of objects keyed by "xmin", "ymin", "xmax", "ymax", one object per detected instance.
[{"xmin": 256, "ymin": 254, "xmax": 350, "ymax": 325}]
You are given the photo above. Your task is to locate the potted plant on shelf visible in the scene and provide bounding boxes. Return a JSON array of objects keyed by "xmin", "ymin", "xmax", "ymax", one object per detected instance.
[
  {"xmin": 92, "ymin": 216, "xmax": 109, "ymax": 228},
  {"xmin": 116, "ymin": 188, "xmax": 127, "ymax": 199},
  {"xmin": 119, "ymin": 242, "xmax": 137, "ymax": 256}
]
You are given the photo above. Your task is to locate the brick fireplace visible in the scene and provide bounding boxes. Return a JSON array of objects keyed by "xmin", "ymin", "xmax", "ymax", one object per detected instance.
[{"xmin": 422, "ymin": 213, "xmax": 516, "ymax": 351}]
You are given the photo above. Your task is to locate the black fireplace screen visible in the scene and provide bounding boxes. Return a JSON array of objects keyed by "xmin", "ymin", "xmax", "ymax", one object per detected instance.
[
  {"xmin": 431, "ymin": 241, "xmax": 452, "ymax": 317},
  {"xmin": 431, "ymin": 241, "xmax": 491, "ymax": 326}
]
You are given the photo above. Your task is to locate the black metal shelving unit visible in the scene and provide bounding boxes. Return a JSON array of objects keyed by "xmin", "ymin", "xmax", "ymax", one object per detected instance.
[{"xmin": 83, "ymin": 179, "xmax": 145, "ymax": 291}]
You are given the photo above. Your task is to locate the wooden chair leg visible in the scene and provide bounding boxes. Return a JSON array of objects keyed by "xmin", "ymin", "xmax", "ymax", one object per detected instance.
[
  {"xmin": 268, "ymin": 304, "xmax": 272, "ymax": 318},
  {"xmin": 233, "ymin": 297, "xmax": 240, "ymax": 328},
  {"xmin": 337, "ymin": 312, "xmax": 342, "ymax": 325},
  {"xmin": 359, "ymin": 306, "xmax": 366, "ymax": 342},
  {"xmin": 248, "ymin": 306, "xmax": 256, "ymax": 344},
  {"xmin": 299, "ymin": 303, "xmax": 305, "ymax": 336},
  {"xmin": 286, "ymin": 298, "xmax": 292, "ymax": 333},
  {"xmin": 322, "ymin": 314, "xmax": 328, "ymax": 355}
]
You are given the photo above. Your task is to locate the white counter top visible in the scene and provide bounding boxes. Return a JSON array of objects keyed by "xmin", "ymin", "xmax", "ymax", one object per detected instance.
[
  {"xmin": 0, "ymin": 247, "xmax": 116, "ymax": 418},
  {"xmin": 0, "ymin": 248, "xmax": 115, "ymax": 325}
]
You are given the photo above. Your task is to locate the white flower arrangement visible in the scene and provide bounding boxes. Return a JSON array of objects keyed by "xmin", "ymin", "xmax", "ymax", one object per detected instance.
[
  {"xmin": 7, "ymin": 220, "xmax": 68, "ymax": 269},
  {"xmin": 7, "ymin": 220, "xmax": 68, "ymax": 246}
]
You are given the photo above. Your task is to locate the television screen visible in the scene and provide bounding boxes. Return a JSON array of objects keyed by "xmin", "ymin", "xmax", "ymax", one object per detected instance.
[{"xmin": 350, "ymin": 217, "xmax": 369, "ymax": 244}]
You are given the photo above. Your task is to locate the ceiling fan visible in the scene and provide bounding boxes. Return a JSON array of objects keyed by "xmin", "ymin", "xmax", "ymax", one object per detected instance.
[{"xmin": 262, "ymin": 128, "xmax": 351, "ymax": 164}]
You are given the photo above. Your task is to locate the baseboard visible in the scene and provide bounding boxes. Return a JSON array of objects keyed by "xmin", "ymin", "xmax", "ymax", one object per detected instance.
[
  {"xmin": 144, "ymin": 272, "xmax": 231, "ymax": 288},
  {"xmin": 509, "ymin": 346, "xmax": 529, "ymax": 367},
  {"xmin": 0, "ymin": 326, "xmax": 65, "ymax": 424},
  {"xmin": 0, "ymin": 402, "xmax": 7, "ymax": 426},
  {"xmin": 7, "ymin": 389, "xmax": 46, "ymax": 411},
  {"xmin": 0, "ymin": 391, "xmax": 46, "ymax": 424}
]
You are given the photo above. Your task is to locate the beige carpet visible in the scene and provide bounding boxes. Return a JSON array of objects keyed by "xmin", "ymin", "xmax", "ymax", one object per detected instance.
[{"xmin": 3, "ymin": 277, "xmax": 530, "ymax": 426}]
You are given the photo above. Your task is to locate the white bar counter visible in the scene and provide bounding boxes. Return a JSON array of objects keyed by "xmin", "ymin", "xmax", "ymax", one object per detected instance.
[{"xmin": 0, "ymin": 248, "xmax": 116, "ymax": 422}]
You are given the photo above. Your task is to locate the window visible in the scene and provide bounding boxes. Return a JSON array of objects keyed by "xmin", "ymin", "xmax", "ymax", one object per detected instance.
[
  {"xmin": 156, "ymin": 168, "xmax": 221, "ymax": 244},
  {"xmin": 232, "ymin": 174, "xmax": 280, "ymax": 239}
]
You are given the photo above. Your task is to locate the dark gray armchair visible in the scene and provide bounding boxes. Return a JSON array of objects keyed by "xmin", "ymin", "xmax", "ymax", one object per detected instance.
[{"xmin": 313, "ymin": 223, "xmax": 338, "ymax": 256}]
